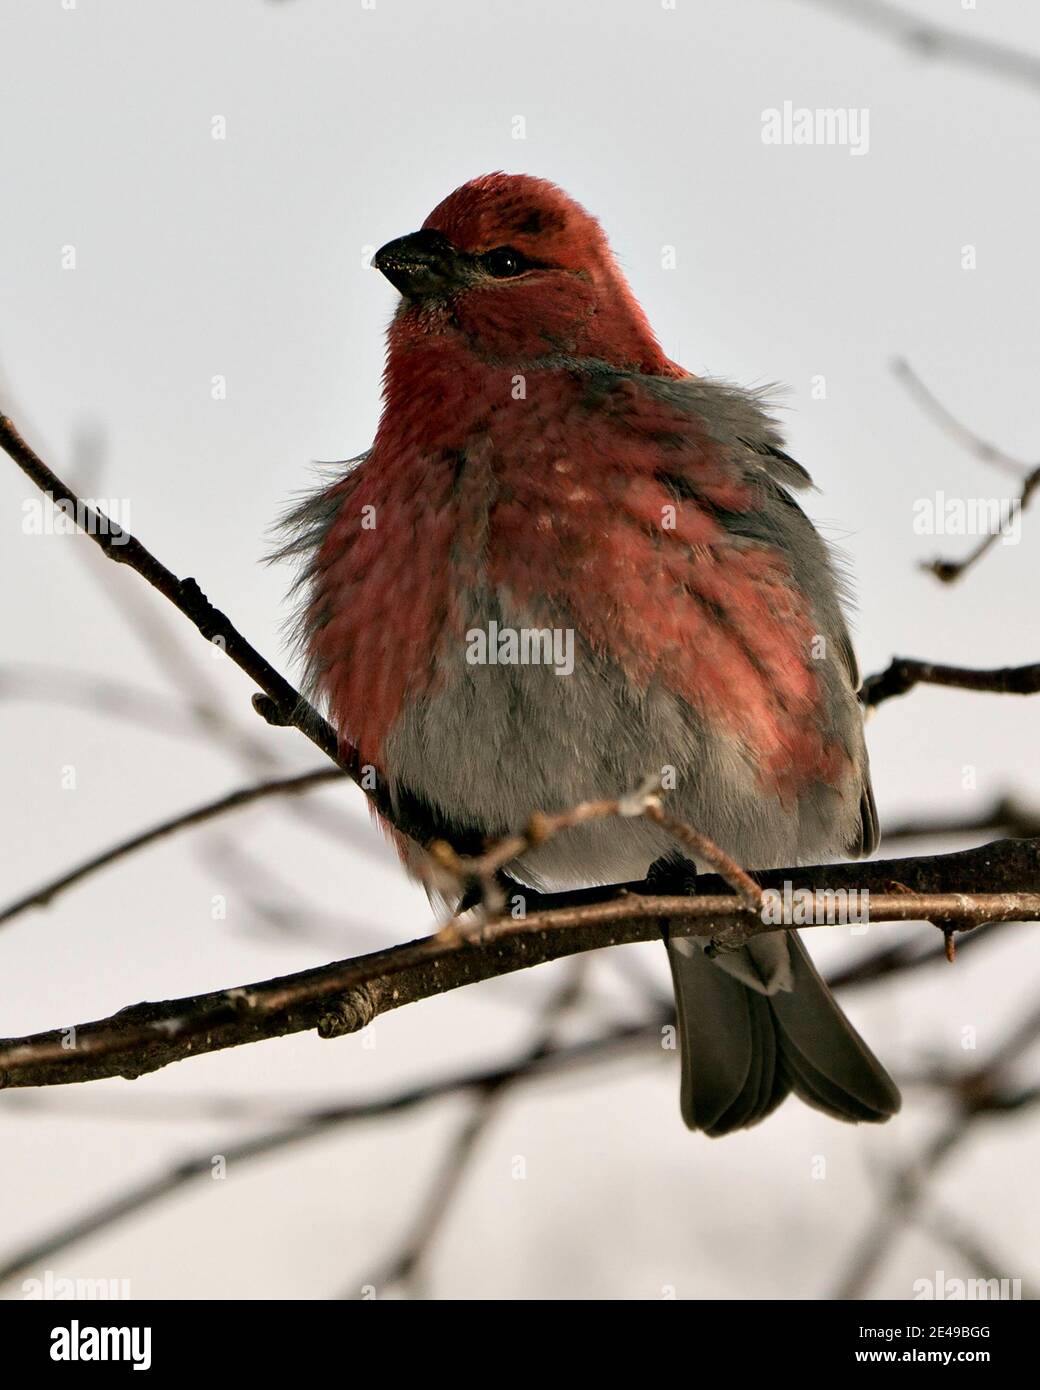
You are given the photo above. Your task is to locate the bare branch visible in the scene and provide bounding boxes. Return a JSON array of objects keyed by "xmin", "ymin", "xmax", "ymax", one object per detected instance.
[
  {"xmin": 917, "ymin": 1206, "xmax": 1040, "ymax": 1302},
  {"xmin": 0, "ymin": 1014, "xmax": 661, "ymax": 1287},
  {"xmin": 0, "ymin": 664, "xmax": 215, "ymax": 740},
  {"xmin": 0, "ymin": 768, "xmax": 345, "ymax": 928},
  {"xmin": 881, "ymin": 794, "xmax": 1040, "ymax": 845},
  {"xmin": 348, "ymin": 963, "xmax": 588, "ymax": 1298},
  {"xmin": 892, "ymin": 358, "xmax": 1035, "ymax": 478},
  {"xmin": 832, "ymin": 1000, "xmax": 1040, "ymax": 1298},
  {"xmin": 919, "ymin": 484, "xmax": 1038, "ymax": 585},
  {"xmin": 0, "ymin": 414, "xmax": 345, "ymax": 772},
  {"xmin": 56, "ymin": 432, "xmax": 380, "ymax": 859},
  {"xmin": 1, "ymin": 838, "xmax": 1038, "ymax": 1091},
  {"xmin": 799, "ymin": 0, "xmax": 1040, "ymax": 97},
  {"xmin": 861, "ymin": 657, "xmax": 1040, "ymax": 708},
  {"xmin": 827, "ymin": 919, "xmax": 1013, "ymax": 992},
  {"xmin": 890, "ymin": 357, "xmax": 1039, "ymax": 583},
  {"xmin": 428, "ymin": 777, "xmax": 761, "ymax": 915}
]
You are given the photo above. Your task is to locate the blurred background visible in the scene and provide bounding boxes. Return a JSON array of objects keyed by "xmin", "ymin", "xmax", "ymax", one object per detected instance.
[{"xmin": 1, "ymin": 0, "xmax": 1038, "ymax": 1299}]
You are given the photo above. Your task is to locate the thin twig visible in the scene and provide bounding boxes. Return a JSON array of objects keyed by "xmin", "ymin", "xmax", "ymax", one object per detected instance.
[
  {"xmin": 917, "ymin": 1206, "xmax": 1040, "ymax": 1303},
  {"xmin": 428, "ymin": 777, "xmax": 761, "ymax": 915},
  {"xmin": 881, "ymin": 795, "xmax": 1040, "ymax": 845},
  {"xmin": 892, "ymin": 358, "xmax": 1036, "ymax": 478},
  {"xmin": 350, "ymin": 963, "xmax": 588, "ymax": 1298},
  {"xmin": 0, "ymin": 414, "xmax": 346, "ymax": 772},
  {"xmin": 0, "ymin": 768, "xmax": 345, "ymax": 927},
  {"xmin": 799, "ymin": 0, "xmax": 1040, "ymax": 97},
  {"xmin": 644, "ymin": 801, "xmax": 762, "ymax": 906},
  {"xmin": 0, "ymin": 664, "xmax": 215, "ymax": 741},
  {"xmin": 201, "ymin": 836, "xmax": 564, "ymax": 1012},
  {"xmin": 827, "ymin": 919, "xmax": 1012, "ymax": 991},
  {"xmin": 832, "ymin": 1001, "xmax": 1040, "ymax": 1298},
  {"xmin": 0, "ymin": 1015, "xmax": 662, "ymax": 1288},
  {"xmin": 861, "ymin": 658, "xmax": 1040, "ymax": 708},
  {"xmin": 56, "ymin": 430, "xmax": 379, "ymax": 859},
  {"xmin": 890, "ymin": 357, "xmax": 1039, "ymax": 582}
]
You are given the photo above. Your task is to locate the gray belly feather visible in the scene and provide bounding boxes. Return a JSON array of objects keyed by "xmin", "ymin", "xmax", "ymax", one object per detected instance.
[{"xmin": 382, "ymin": 589, "xmax": 862, "ymax": 888}]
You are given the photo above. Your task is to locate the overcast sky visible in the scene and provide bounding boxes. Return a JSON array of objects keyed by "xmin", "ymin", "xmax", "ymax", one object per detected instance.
[{"xmin": 1, "ymin": 0, "xmax": 1038, "ymax": 1299}]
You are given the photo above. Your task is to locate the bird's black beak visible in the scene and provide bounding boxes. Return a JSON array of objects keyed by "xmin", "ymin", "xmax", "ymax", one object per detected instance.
[{"xmin": 373, "ymin": 229, "xmax": 469, "ymax": 300}]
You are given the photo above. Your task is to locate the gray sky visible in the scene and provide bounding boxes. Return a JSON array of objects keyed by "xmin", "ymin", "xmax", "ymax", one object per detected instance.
[{"xmin": 1, "ymin": 0, "xmax": 1038, "ymax": 1298}]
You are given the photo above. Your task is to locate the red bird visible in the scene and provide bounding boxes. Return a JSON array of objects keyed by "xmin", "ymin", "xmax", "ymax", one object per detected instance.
[{"xmin": 283, "ymin": 173, "xmax": 899, "ymax": 1135}]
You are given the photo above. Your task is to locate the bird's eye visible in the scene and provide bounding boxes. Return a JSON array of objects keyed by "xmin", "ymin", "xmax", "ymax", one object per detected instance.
[{"xmin": 480, "ymin": 246, "xmax": 526, "ymax": 278}]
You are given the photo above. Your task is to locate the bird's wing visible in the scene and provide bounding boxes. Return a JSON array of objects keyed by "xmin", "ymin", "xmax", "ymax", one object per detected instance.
[{"xmin": 490, "ymin": 365, "xmax": 867, "ymax": 812}]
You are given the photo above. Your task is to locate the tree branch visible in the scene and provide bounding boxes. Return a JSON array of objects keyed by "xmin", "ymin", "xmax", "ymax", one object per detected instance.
[
  {"xmin": 831, "ymin": 1000, "xmax": 1040, "ymax": 1298},
  {"xmin": 880, "ymin": 794, "xmax": 1040, "ymax": 845},
  {"xmin": 892, "ymin": 357, "xmax": 1035, "ymax": 478},
  {"xmin": 0, "ymin": 768, "xmax": 345, "ymax": 927},
  {"xmin": 890, "ymin": 357, "xmax": 1039, "ymax": 583},
  {"xmin": 1, "ymin": 838, "xmax": 1038, "ymax": 1091},
  {"xmin": 861, "ymin": 657, "xmax": 1040, "ymax": 708},
  {"xmin": 0, "ymin": 413, "xmax": 345, "ymax": 771},
  {"xmin": 345, "ymin": 963, "xmax": 589, "ymax": 1298},
  {"xmin": 799, "ymin": 0, "xmax": 1040, "ymax": 97},
  {"xmin": 0, "ymin": 1015, "xmax": 662, "ymax": 1287}
]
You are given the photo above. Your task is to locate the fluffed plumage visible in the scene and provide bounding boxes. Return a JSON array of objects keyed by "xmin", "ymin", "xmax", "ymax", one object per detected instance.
[{"xmin": 281, "ymin": 172, "xmax": 899, "ymax": 1135}]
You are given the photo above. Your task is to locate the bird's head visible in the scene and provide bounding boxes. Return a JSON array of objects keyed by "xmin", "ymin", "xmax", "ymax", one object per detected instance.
[{"xmin": 373, "ymin": 173, "xmax": 674, "ymax": 374}]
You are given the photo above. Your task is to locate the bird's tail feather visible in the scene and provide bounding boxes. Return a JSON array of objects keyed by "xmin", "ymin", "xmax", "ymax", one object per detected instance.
[{"xmin": 666, "ymin": 929, "xmax": 900, "ymax": 1136}]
